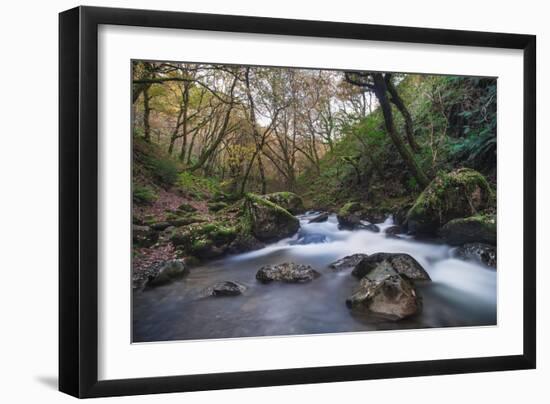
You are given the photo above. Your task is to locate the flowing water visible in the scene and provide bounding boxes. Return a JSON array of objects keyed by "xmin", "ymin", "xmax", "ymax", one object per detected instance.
[{"xmin": 133, "ymin": 213, "xmax": 496, "ymax": 342}]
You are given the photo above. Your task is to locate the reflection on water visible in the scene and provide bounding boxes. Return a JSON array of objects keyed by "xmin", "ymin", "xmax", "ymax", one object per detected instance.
[{"xmin": 133, "ymin": 213, "xmax": 496, "ymax": 342}]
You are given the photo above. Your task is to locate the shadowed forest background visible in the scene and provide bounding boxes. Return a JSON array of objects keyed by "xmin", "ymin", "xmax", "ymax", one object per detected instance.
[{"xmin": 132, "ymin": 61, "xmax": 497, "ymax": 341}]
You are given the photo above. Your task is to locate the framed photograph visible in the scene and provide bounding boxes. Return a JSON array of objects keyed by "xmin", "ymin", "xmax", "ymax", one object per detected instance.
[{"xmin": 59, "ymin": 6, "xmax": 536, "ymax": 398}]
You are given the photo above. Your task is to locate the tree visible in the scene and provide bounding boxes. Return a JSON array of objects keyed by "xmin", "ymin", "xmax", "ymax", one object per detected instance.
[
  {"xmin": 239, "ymin": 67, "xmax": 286, "ymax": 194},
  {"xmin": 344, "ymin": 71, "xmax": 430, "ymax": 188}
]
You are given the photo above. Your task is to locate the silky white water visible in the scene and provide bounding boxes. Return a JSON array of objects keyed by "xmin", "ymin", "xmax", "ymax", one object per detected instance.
[{"xmin": 133, "ymin": 213, "xmax": 496, "ymax": 342}]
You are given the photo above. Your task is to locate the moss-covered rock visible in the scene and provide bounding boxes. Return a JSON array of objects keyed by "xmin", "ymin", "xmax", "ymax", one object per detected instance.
[
  {"xmin": 146, "ymin": 260, "xmax": 189, "ymax": 287},
  {"xmin": 242, "ymin": 193, "xmax": 300, "ymax": 242},
  {"xmin": 440, "ymin": 214, "xmax": 496, "ymax": 246},
  {"xmin": 226, "ymin": 232, "xmax": 265, "ymax": 254},
  {"xmin": 170, "ymin": 220, "xmax": 239, "ymax": 259},
  {"xmin": 133, "ymin": 225, "xmax": 158, "ymax": 247},
  {"xmin": 339, "ymin": 201, "xmax": 362, "ymax": 216},
  {"xmin": 207, "ymin": 201, "xmax": 229, "ymax": 212},
  {"xmin": 262, "ymin": 192, "xmax": 305, "ymax": 214},
  {"xmin": 177, "ymin": 202, "xmax": 197, "ymax": 213},
  {"xmin": 406, "ymin": 168, "xmax": 495, "ymax": 234},
  {"xmin": 336, "ymin": 202, "xmax": 381, "ymax": 232},
  {"xmin": 163, "ymin": 209, "xmax": 206, "ymax": 227},
  {"xmin": 336, "ymin": 201, "xmax": 362, "ymax": 229}
]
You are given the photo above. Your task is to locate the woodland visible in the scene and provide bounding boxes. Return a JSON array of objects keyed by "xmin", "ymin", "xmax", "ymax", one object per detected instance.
[{"xmin": 131, "ymin": 61, "xmax": 497, "ymax": 340}]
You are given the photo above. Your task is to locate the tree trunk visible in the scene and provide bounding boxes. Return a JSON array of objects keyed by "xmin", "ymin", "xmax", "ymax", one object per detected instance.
[
  {"xmin": 178, "ymin": 84, "xmax": 190, "ymax": 161},
  {"xmin": 168, "ymin": 135, "xmax": 176, "ymax": 155},
  {"xmin": 385, "ymin": 74, "xmax": 420, "ymax": 153},
  {"xmin": 371, "ymin": 74, "xmax": 430, "ymax": 188},
  {"xmin": 143, "ymin": 87, "xmax": 151, "ymax": 142},
  {"xmin": 257, "ymin": 154, "xmax": 267, "ymax": 194}
]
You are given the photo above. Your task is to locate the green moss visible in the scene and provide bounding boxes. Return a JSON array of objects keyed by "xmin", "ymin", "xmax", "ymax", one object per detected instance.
[
  {"xmin": 177, "ymin": 202, "xmax": 197, "ymax": 213},
  {"xmin": 407, "ymin": 168, "xmax": 495, "ymax": 233},
  {"xmin": 447, "ymin": 214, "xmax": 496, "ymax": 231},
  {"xmin": 178, "ymin": 171, "xmax": 221, "ymax": 199},
  {"xmin": 191, "ymin": 238, "xmax": 212, "ymax": 250},
  {"xmin": 339, "ymin": 201, "xmax": 362, "ymax": 216},
  {"xmin": 245, "ymin": 193, "xmax": 295, "ymax": 218},
  {"xmin": 441, "ymin": 213, "xmax": 496, "ymax": 245},
  {"xmin": 133, "ymin": 185, "xmax": 157, "ymax": 205},
  {"xmin": 170, "ymin": 219, "xmax": 238, "ymax": 256},
  {"xmin": 165, "ymin": 210, "xmax": 200, "ymax": 221},
  {"xmin": 262, "ymin": 192, "xmax": 304, "ymax": 214},
  {"xmin": 133, "ymin": 137, "xmax": 182, "ymax": 187},
  {"xmin": 208, "ymin": 201, "xmax": 229, "ymax": 212},
  {"xmin": 214, "ymin": 225, "xmax": 238, "ymax": 238},
  {"xmin": 241, "ymin": 193, "xmax": 300, "ymax": 242},
  {"xmin": 269, "ymin": 191, "xmax": 293, "ymax": 201}
]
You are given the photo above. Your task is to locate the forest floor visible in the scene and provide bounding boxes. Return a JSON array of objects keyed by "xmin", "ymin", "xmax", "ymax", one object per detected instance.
[
  {"xmin": 133, "ymin": 188, "xmax": 209, "ymax": 223},
  {"xmin": 132, "ymin": 188, "xmax": 212, "ymax": 278}
]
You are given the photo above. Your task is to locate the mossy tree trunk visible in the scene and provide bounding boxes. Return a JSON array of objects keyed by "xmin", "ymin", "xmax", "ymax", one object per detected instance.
[
  {"xmin": 385, "ymin": 74, "xmax": 420, "ymax": 153},
  {"xmin": 345, "ymin": 71, "xmax": 430, "ymax": 188},
  {"xmin": 371, "ymin": 74, "xmax": 429, "ymax": 188}
]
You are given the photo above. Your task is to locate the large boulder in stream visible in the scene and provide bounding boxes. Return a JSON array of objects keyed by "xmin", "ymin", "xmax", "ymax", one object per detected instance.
[
  {"xmin": 454, "ymin": 242, "xmax": 497, "ymax": 268},
  {"xmin": 352, "ymin": 253, "xmax": 431, "ymax": 281},
  {"xmin": 406, "ymin": 168, "xmax": 495, "ymax": 235},
  {"xmin": 146, "ymin": 260, "xmax": 189, "ymax": 287},
  {"xmin": 256, "ymin": 262, "xmax": 320, "ymax": 283},
  {"xmin": 226, "ymin": 233, "xmax": 265, "ymax": 254},
  {"xmin": 337, "ymin": 202, "xmax": 379, "ymax": 232},
  {"xmin": 440, "ymin": 214, "xmax": 496, "ymax": 246},
  {"xmin": 336, "ymin": 202, "xmax": 362, "ymax": 229},
  {"xmin": 243, "ymin": 194, "xmax": 300, "ymax": 242},
  {"xmin": 346, "ymin": 275, "xmax": 420, "ymax": 320},
  {"xmin": 262, "ymin": 192, "xmax": 305, "ymax": 214}
]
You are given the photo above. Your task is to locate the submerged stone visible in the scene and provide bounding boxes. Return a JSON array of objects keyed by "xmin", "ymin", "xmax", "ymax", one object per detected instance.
[
  {"xmin": 290, "ymin": 233, "xmax": 327, "ymax": 245},
  {"xmin": 206, "ymin": 281, "xmax": 247, "ymax": 296}
]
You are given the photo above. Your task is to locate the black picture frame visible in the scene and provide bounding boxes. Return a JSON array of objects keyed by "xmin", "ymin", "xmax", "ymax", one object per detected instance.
[{"xmin": 59, "ymin": 5, "xmax": 536, "ymax": 398}]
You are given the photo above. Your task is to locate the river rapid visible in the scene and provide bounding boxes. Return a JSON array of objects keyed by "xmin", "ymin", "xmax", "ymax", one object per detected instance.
[{"xmin": 133, "ymin": 212, "xmax": 496, "ymax": 342}]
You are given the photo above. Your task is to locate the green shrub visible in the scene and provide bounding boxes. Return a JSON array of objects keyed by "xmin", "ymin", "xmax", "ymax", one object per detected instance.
[
  {"xmin": 133, "ymin": 185, "xmax": 157, "ymax": 205},
  {"xmin": 178, "ymin": 172, "xmax": 221, "ymax": 198},
  {"xmin": 148, "ymin": 157, "xmax": 179, "ymax": 185}
]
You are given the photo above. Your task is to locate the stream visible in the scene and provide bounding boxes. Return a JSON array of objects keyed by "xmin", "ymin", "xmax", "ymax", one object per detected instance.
[{"xmin": 132, "ymin": 212, "xmax": 496, "ymax": 342}]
